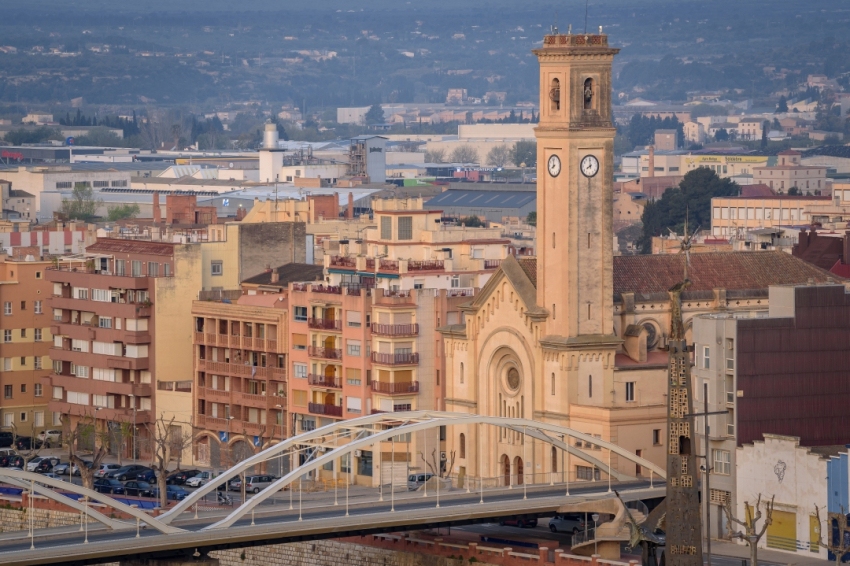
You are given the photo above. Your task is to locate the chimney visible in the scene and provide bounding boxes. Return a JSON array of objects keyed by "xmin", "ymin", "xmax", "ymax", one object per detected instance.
[
  {"xmin": 647, "ymin": 145, "xmax": 655, "ymax": 178},
  {"xmin": 152, "ymin": 192, "xmax": 161, "ymax": 224},
  {"xmin": 270, "ymin": 268, "xmax": 279, "ymax": 283},
  {"xmin": 347, "ymin": 192, "xmax": 354, "ymax": 219}
]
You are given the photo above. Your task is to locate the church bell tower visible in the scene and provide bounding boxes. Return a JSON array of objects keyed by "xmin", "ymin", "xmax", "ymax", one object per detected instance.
[{"xmin": 533, "ymin": 30, "xmax": 619, "ymax": 341}]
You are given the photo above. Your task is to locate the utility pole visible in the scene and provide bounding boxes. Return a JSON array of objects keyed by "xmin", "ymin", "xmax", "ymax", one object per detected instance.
[{"xmin": 684, "ymin": 383, "xmax": 728, "ymax": 566}]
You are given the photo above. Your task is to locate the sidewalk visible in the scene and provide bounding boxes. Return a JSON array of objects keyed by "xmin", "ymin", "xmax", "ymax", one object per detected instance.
[{"xmin": 711, "ymin": 539, "xmax": 830, "ymax": 566}]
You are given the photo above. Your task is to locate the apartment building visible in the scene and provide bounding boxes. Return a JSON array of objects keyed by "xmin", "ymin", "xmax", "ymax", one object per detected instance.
[
  {"xmin": 754, "ymin": 150, "xmax": 828, "ymax": 193},
  {"xmin": 710, "ymin": 194, "xmax": 831, "ymax": 237},
  {"xmin": 0, "ymin": 257, "xmax": 53, "ymax": 437}
]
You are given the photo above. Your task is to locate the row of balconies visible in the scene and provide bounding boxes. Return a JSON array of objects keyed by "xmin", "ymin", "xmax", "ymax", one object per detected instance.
[
  {"xmin": 52, "ymin": 322, "xmax": 151, "ymax": 345},
  {"xmin": 49, "ymin": 346, "xmax": 149, "ymax": 371},
  {"xmin": 305, "ymin": 347, "xmax": 420, "ymax": 366},
  {"xmin": 197, "ymin": 359, "xmax": 286, "ymax": 379},
  {"xmin": 196, "ymin": 386, "xmax": 286, "ymax": 409},
  {"xmin": 49, "ymin": 372, "xmax": 152, "ymax": 398},
  {"xmin": 328, "ymin": 255, "xmax": 501, "ymax": 273},
  {"xmin": 46, "ymin": 266, "xmax": 152, "ymax": 290},
  {"xmin": 48, "ymin": 400, "xmax": 152, "ymax": 424},
  {"xmin": 194, "ymin": 332, "xmax": 280, "ymax": 353},
  {"xmin": 303, "ymin": 374, "xmax": 419, "ymax": 395},
  {"xmin": 195, "ymin": 415, "xmax": 282, "ymax": 437},
  {"xmin": 307, "ymin": 402, "xmax": 343, "ymax": 417}
]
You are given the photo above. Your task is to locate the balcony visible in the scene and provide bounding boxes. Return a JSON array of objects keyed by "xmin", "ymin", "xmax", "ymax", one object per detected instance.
[
  {"xmin": 311, "ymin": 285, "xmax": 342, "ymax": 295},
  {"xmin": 308, "ymin": 402, "xmax": 343, "ymax": 417},
  {"xmin": 308, "ymin": 318, "xmax": 342, "ymax": 331},
  {"xmin": 50, "ymin": 296, "xmax": 152, "ymax": 319},
  {"xmin": 233, "ymin": 391, "xmax": 276, "ymax": 409},
  {"xmin": 484, "ymin": 259, "xmax": 502, "ymax": 270},
  {"xmin": 329, "ymin": 255, "xmax": 356, "ymax": 268},
  {"xmin": 198, "ymin": 387, "xmax": 231, "ymax": 402},
  {"xmin": 378, "ymin": 259, "xmax": 399, "ymax": 272},
  {"xmin": 371, "ymin": 323, "xmax": 419, "ymax": 337},
  {"xmin": 371, "ymin": 381, "xmax": 420, "ymax": 395},
  {"xmin": 196, "ymin": 359, "xmax": 286, "ymax": 380},
  {"xmin": 308, "ymin": 346, "xmax": 342, "ymax": 360},
  {"xmin": 49, "ymin": 373, "xmax": 152, "ymax": 398},
  {"xmin": 371, "ymin": 352, "xmax": 420, "ymax": 366},
  {"xmin": 407, "ymin": 260, "xmax": 444, "ymax": 272},
  {"xmin": 307, "ymin": 374, "xmax": 342, "ymax": 389},
  {"xmin": 46, "ymin": 266, "xmax": 152, "ymax": 290},
  {"xmin": 375, "ymin": 289, "xmax": 415, "ymax": 307}
]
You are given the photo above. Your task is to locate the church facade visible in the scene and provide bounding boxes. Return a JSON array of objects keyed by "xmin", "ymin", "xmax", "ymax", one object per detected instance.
[{"xmin": 438, "ymin": 31, "xmax": 840, "ymax": 486}]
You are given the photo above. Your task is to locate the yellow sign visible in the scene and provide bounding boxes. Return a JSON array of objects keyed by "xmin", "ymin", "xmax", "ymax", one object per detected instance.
[{"xmin": 686, "ymin": 155, "xmax": 768, "ymax": 165}]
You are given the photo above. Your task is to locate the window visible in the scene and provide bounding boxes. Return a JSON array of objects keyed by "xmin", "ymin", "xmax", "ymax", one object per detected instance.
[
  {"xmin": 3, "ymin": 302, "xmax": 10, "ymax": 315},
  {"xmin": 20, "ymin": 328, "xmax": 26, "ymax": 338},
  {"xmin": 34, "ymin": 300, "xmax": 42, "ymax": 314},
  {"xmin": 52, "ymin": 386, "xmax": 63, "ymax": 400},
  {"xmin": 459, "ymin": 433, "xmax": 466, "ymax": 458},
  {"xmin": 293, "ymin": 363, "xmax": 307, "ymax": 379},
  {"xmin": 20, "ymin": 356, "xmax": 26, "ymax": 366},
  {"xmin": 163, "ymin": 263, "xmax": 170, "ymax": 277},
  {"xmin": 53, "ymin": 360, "xmax": 62, "ymax": 373},
  {"xmin": 380, "ymin": 216, "xmax": 392, "ymax": 239},
  {"xmin": 3, "ymin": 385, "xmax": 11, "ymax": 399},
  {"xmin": 56, "ymin": 181, "xmax": 72, "ymax": 189},
  {"xmin": 34, "ymin": 383, "xmax": 42, "ymax": 397},
  {"xmin": 397, "ymin": 216, "xmax": 413, "ymax": 240},
  {"xmin": 115, "ymin": 260, "xmax": 125, "ymax": 276},
  {"xmin": 702, "ymin": 346, "xmax": 710, "ymax": 369},
  {"xmin": 294, "ymin": 306, "xmax": 308, "ymax": 322},
  {"xmin": 211, "ymin": 261, "xmax": 223, "ymax": 276},
  {"xmin": 293, "ymin": 390, "xmax": 308, "ymax": 406},
  {"xmin": 3, "ymin": 330, "xmax": 11, "ymax": 342},
  {"xmin": 34, "ymin": 411, "xmax": 44, "ymax": 427},
  {"xmin": 20, "ymin": 412, "xmax": 27, "ymax": 422},
  {"xmin": 34, "ymin": 357, "xmax": 42, "ymax": 370},
  {"xmin": 713, "ymin": 449, "xmax": 731, "ymax": 475},
  {"xmin": 710, "ymin": 489, "xmax": 731, "ymax": 506},
  {"xmin": 588, "ymin": 375, "xmax": 593, "ymax": 398},
  {"xmin": 292, "ymin": 333, "xmax": 307, "ymax": 351},
  {"xmin": 98, "ymin": 317, "xmax": 112, "ymax": 329},
  {"xmin": 3, "ymin": 358, "xmax": 9, "ymax": 371},
  {"xmin": 576, "ymin": 466, "xmax": 600, "ymax": 481},
  {"xmin": 20, "ymin": 300, "xmax": 26, "ymax": 310},
  {"xmin": 346, "ymin": 311, "xmax": 361, "ymax": 328},
  {"xmin": 346, "ymin": 397, "xmax": 362, "ymax": 414},
  {"xmin": 147, "ymin": 262, "xmax": 159, "ymax": 277},
  {"xmin": 459, "ymin": 362, "xmax": 464, "ymax": 384},
  {"xmin": 625, "ymin": 382, "xmax": 635, "ymax": 402},
  {"xmin": 73, "ymin": 287, "xmax": 88, "ymax": 300},
  {"xmin": 34, "ymin": 328, "xmax": 42, "ymax": 342},
  {"xmin": 394, "ymin": 403, "xmax": 412, "ymax": 412},
  {"xmin": 20, "ymin": 384, "xmax": 26, "ymax": 393},
  {"xmin": 551, "ymin": 373, "xmax": 555, "ymax": 395},
  {"xmin": 131, "ymin": 260, "xmax": 142, "ymax": 277},
  {"xmin": 652, "ymin": 429, "xmax": 661, "ymax": 446},
  {"xmin": 347, "ymin": 340, "xmax": 361, "ymax": 357}
]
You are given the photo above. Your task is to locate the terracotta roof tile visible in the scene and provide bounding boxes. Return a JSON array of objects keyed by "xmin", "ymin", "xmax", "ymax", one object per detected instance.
[
  {"xmin": 86, "ymin": 238, "xmax": 176, "ymax": 256},
  {"xmin": 508, "ymin": 252, "xmax": 841, "ymax": 300}
]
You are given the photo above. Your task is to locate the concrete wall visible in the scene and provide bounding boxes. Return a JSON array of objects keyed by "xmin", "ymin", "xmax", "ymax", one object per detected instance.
[{"xmin": 237, "ymin": 222, "xmax": 306, "ymax": 282}]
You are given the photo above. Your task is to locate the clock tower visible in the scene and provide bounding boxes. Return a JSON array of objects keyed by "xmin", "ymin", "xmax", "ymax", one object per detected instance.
[{"xmin": 533, "ymin": 31, "xmax": 619, "ymax": 342}]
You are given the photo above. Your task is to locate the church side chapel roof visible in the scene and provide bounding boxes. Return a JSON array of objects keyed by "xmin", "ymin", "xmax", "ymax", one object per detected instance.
[{"xmin": 506, "ymin": 251, "xmax": 840, "ymax": 302}]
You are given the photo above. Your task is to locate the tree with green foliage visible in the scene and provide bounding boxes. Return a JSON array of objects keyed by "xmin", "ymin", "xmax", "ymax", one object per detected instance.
[
  {"xmin": 627, "ymin": 114, "xmax": 685, "ymax": 148},
  {"xmin": 365, "ymin": 104, "xmax": 384, "ymax": 125},
  {"xmin": 776, "ymin": 96, "xmax": 789, "ymax": 113},
  {"xmin": 714, "ymin": 128, "xmax": 729, "ymax": 142},
  {"xmin": 73, "ymin": 127, "xmax": 124, "ymax": 147},
  {"xmin": 638, "ymin": 168, "xmax": 739, "ymax": 254},
  {"xmin": 526, "ymin": 211, "xmax": 537, "ymax": 226},
  {"xmin": 107, "ymin": 204, "xmax": 140, "ymax": 221},
  {"xmin": 5, "ymin": 127, "xmax": 61, "ymax": 145},
  {"xmin": 61, "ymin": 182, "xmax": 102, "ymax": 222},
  {"xmin": 459, "ymin": 215, "xmax": 485, "ymax": 227},
  {"xmin": 510, "ymin": 140, "xmax": 536, "ymax": 167},
  {"xmin": 761, "ymin": 121, "xmax": 769, "ymax": 149},
  {"xmin": 787, "ymin": 187, "xmax": 801, "ymax": 196},
  {"xmin": 486, "ymin": 144, "xmax": 510, "ymax": 167}
]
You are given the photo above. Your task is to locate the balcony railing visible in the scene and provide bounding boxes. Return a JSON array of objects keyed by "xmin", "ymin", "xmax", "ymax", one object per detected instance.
[
  {"xmin": 408, "ymin": 260, "xmax": 444, "ymax": 272},
  {"xmin": 371, "ymin": 323, "xmax": 419, "ymax": 337},
  {"xmin": 292, "ymin": 283, "xmax": 308, "ymax": 292},
  {"xmin": 371, "ymin": 381, "xmax": 420, "ymax": 395},
  {"xmin": 311, "ymin": 285, "xmax": 342, "ymax": 295},
  {"xmin": 329, "ymin": 255, "xmax": 356, "ymax": 268},
  {"xmin": 484, "ymin": 259, "xmax": 502, "ymax": 269},
  {"xmin": 308, "ymin": 402, "xmax": 343, "ymax": 417},
  {"xmin": 308, "ymin": 318, "xmax": 342, "ymax": 331},
  {"xmin": 307, "ymin": 374, "xmax": 342, "ymax": 388},
  {"xmin": 379, "ymin": 259, "xmax": 399, "ymax": 271},
  {"xmin": 371, "ymin": 352, "xmax": 420, "ymax": 366},
  {"xmin": 308, "ymin": 346, "xmax": 343, "ymax": 360},
  {"xmin": 366, "ymin": 258, "xmax": 376, "ymax": 269},
  {"xmin": 196, "ymin": 359, "xmax": 286, "ymax": 379}
]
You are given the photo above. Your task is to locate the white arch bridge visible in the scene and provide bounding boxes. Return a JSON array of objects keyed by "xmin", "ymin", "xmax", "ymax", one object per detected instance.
[{"xmin": 0, "ymin": 411, "xmax": 666, "ymax": 566}]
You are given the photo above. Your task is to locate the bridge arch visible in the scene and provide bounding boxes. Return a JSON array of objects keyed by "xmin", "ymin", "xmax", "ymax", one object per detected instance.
[{"xmin": 170, "ymin": 412, "xmax": 665, "ymax": 531}]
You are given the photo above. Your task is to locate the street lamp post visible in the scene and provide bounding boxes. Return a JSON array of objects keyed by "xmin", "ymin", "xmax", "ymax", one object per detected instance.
[
  {"xmin": 592, "ymin": 513, "xmax": 600, "ymax": 556},
  {"xmin": 129, "ymin": 394, "xmax": 136, "ymax": 464}
]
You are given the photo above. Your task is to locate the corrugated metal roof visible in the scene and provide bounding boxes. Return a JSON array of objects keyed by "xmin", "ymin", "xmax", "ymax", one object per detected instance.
[{"xmin": 424, "ymin": 190, "xmax": 536, "ymax": 209}]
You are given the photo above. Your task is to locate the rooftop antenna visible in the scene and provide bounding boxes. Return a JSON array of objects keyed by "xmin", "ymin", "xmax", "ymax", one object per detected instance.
[{"xmin": 584, "ymin": 0, "xmax": 589, "ymax": 34}]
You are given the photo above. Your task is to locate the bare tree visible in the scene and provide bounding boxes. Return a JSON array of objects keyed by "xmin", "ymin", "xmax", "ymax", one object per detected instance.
[
  {"xmin": 723, "ymin": 493, "xmax": 775, "ymax": 566},
  {"xmin": 425, "ymin": 148, "xmax": 446, "ymax": 163},
  {"xmin": 419, "ymin": 448, "xmax": 456, "ymax": 479},
  {"xmin": 62, "ymin": 414, "xmax": 109, "ymax": 490},
  {"xmin": 8, "ymin": 423, "xmax": 43, "ymax": 469},
  {"xmin": 815, "ymin": 505, "xmax": 850, "ymax": 563},
  {"xmin": 146, "ymin": 416, "xmax": 194, "ymax": 508},
  {"xmin": 486, "ymin": 144, "xmax": 511, "ymax": 167},
  {"xmin": 449, "ymin": 145, "xmax": 479, "ymax": 164}
]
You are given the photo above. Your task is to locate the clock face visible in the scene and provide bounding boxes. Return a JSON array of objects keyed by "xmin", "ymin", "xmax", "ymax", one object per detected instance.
[
  {"xmin": 580, "ymin": 155, "xmax": 600, "ymax": 178},
  {"xmin": 547, "ymin": 154, "xmax": 561, "ymax": 177}
]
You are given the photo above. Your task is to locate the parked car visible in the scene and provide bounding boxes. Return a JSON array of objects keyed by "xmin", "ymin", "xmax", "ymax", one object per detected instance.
[
  {"xmin": 0, "ymin": 431, "xmax": 13, "ymax": 448},
  {"xmin": 184, "ymin": 471, "xmax": 221, "ymax": 488},
  {"xmin": 498, "ymin": 516, "xmax": 538, "ymax": 529},
  {"xmin": 52, "ymin": 462, "xmax": 71, "ymax": 475},
  {"xmin": 26, "ymin": 456, "xmax": 54, "ymax": 472},
  {"xmin": 123, "ymin": 481, "xmax": 154, "ymax": 498},
  {"xmin": 106, "ymin": 465, "xmax": 150, "ymax": 481},
  {"xmin": 94, "ymin": 464, "xmax": 122, "ymax": 478},
  {"xmin": 0, "ymin": 448, "xmax": 17, "ymax": 459},
  {"xmin": 151, "ymin": 485, "xmax": 190, "ymax": 501},
  {"xmin": 33, "ymin": 457, "xmax": 61, "ymax": 474},
  {"xmin": 36, "ymin": 430, "xmax": 62, "ymax": 448},
  {"xmin": 0, "ymin": 455, "xmax": 24, "ymax": 468},
  {"xmin": 549, "ymin": 513, "xmax": 590, "ymax": 534},
  {"xmin": 166, "ymin": 469, "xmax": 201, "ymax": 485},
  {"xmin": 15, "ymin": 436, "xmax": 41, "ymax": 450},
  {"xmin": 72, "ymin": 461, "xmax": 94, "ymax": 476},
  {"xmin": 136, "ymin": 468, "xmax": 158, "ymax": 483},
  {"xmin": 93, "ymin": 478, "xmax": 126, "ymax": 495},
  {"xmin": 229, "ymin": 475, "xmax": 278, "ymax": 494},
  {"xmin": 407, "ymin": 472, "xmax": 435, "ymax": 491}
]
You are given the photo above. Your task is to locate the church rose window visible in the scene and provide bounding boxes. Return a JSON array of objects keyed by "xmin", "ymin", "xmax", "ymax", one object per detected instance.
[{"xmin": 506, "ymin": 367, "xmax": 520, "ymax": 390}]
